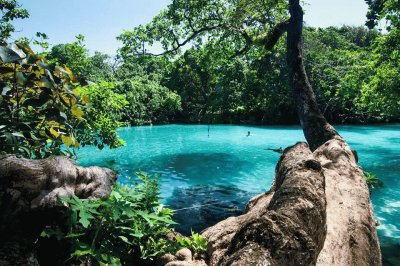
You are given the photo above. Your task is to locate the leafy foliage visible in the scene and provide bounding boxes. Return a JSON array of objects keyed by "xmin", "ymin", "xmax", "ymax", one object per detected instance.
[
  {"xmin": 363, "ymin": 0, "xmax": 400, "ymax": 120},
  {"xmin": 46, "ymin": 35, "xmax": 88, "ymax": 79},
  {"xmin": 115, "ymin": 77, "xmax": 182, "ymax": 125},
  {"xmin": 175, "ymin": 231, "xmax": 208, "ymax": 253},
  {"xmin": 76, "ymin": 82, "xmax": 127, "ymax": 149},
  {"xmin": 0, "ymin": 42, "xmax": 84, "ymax": 157},
  {"xmin": 118, "ymin": 0, "xmax": 288, "ymax": 58},
  {"xmin": 42, "ymin": 172, "xmax": 178, "ymax": 265},
  {"xmin": 0, "ymin": 0, "xmax": 29, "ymax": 42},
  {"xmin": 0, "ymin": 42, "xmax": 124, "ymax": 158},
  {"xmin": 364, "ymin": 171, "xmax": 384, "ymax": 189},
  {"xmin": 365, "ymin": 0, "xmax": 400, "ymax": 30},
  {"xmin": 47, "ymin": 35, "xmax": 116, "ymax": 83},
  {"xmin": 117, "ymin": 0, "xmax": 399, "ymax": 124}
]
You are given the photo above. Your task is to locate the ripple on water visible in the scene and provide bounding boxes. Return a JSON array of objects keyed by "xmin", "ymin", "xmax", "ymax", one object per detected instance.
[{"xmin": 76, "ymin": 124, "xmax": 400, "ymax": 261}]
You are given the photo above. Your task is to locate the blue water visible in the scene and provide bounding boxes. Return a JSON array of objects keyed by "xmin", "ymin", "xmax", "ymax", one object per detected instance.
[{"xmin": 77, "ymin": 124, "xmax": 400, "ymax": 263}]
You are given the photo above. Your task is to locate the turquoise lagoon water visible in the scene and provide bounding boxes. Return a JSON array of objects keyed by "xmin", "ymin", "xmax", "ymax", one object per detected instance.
[{"xmin": 77, "ymin": 124, "xmax": 400, "ymax": 263}]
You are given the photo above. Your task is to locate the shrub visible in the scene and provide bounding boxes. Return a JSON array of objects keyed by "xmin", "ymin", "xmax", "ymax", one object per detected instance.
[
  {"xmin": 0, "ymin": 42, "xmax": 123, "ymax": 158},
  {"xmin": 41, "ymin": 172, "xmax": 177, "ymax": 265},
  {"xmin": 364, "ymin": 171, "xmax": 384, "ymax": 189},
  {"xmin": 175, "ymin": 231, "xmax": 208, "ymax": 253}
]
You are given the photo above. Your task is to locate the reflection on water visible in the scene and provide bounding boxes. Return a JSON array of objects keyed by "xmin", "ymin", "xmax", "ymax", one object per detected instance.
[{"xmin": 77, "ymin": 124, "xmax": 400, "ymax": 262}]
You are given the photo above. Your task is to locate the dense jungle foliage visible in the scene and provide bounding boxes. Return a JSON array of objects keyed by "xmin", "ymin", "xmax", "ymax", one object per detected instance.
[
  {"xmin": 2, "ymin": 0, "xmax": 399, "ymax": 159},
  {"xmin": 40, "ymin": 172, "xmax": 207, "ymax": 265},
  {"xmin": 0, "ymin": 0, "xmax": 398, "ymax": 264}
]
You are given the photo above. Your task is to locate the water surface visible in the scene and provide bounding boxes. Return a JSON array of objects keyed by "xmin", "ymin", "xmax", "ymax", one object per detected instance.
[{"xmin": 77, "ymin": 124, "xmax": 400, "ymax": 264}]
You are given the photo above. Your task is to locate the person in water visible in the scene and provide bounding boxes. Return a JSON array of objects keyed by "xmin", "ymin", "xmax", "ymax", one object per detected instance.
[{"xmin": 247, "ymin": 131, "xmax": 251, "ymax": 137}]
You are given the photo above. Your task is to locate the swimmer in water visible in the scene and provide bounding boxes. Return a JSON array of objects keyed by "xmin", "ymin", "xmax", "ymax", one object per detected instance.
[{"xmin": 247, "ymin": 131, "xmax": 251, "ymax": 137}]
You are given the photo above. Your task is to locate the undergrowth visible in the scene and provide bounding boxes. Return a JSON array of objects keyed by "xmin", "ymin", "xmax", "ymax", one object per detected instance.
[{"xmin": 41, "ymin": 172, "xmax": 207, "ymax": 265}]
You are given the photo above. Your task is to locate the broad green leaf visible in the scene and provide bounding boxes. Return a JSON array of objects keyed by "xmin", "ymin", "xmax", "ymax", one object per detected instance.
[{"xmin": 118, "ymin": 235, "xmax": 131, "ymax": 244}]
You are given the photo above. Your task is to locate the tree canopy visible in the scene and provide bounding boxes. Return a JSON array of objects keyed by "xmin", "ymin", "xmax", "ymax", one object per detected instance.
[
  {"xmin": 118, "ymin": 0, "xmax": 289, "ymax": 58},
  {"xmin": 0, "ymin": 0, "xmax": 29, "ymax": 42}
]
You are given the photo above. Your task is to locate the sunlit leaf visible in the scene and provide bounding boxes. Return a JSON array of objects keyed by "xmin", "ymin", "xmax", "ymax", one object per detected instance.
[
  {"xmin": 61, "ymin": 135, "xmax": 73, "ymax": 146},
  {"xmin": 71, "ymin": 106, "xmax": 84, "ymax": 118},
  {"xmin": 49, "ymin": 127, "xmax": 60, "ymax": 138}
]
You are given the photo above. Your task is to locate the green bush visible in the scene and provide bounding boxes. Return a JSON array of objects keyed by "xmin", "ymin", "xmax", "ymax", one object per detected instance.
[
  {"xmin": 175, "ymin": 231, "xmax": 208, "ymax": 253},
  {"xmin": 0, "ymin": 42, "xmax": 124, "ymax": 158},
  {"xmin": 364, "ymin": 171, "xmax": 384, "ymax": 189},
  {"xmin": 41, "ymin": 172, "xmax": 178, "ymax": 265},
  {"xmin": 115, "ymin": 77, "xmax": 181, "ymax": 125}
]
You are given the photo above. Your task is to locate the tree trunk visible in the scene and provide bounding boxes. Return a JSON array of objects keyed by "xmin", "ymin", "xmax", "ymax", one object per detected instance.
[
  {"xmin": 202, "ymin": 142, "xmax": 326, "ymax": 266},
  {"xmin": 191, "ymin": 2, "xmax": 382, "ymax": 266},
  {"xmin": 198, "ymin": 138, "xmax": 381, "ymax": 266},
  {"xmin": 286, "ymin": 1, "xmax": 381, "ymax": 264},
  {"xmin": 0, "ymin": 155, "xmax": 117, "ymax": 265},
  {"xmin": 287, "ymin": 0, "xmax": 338, "ymax": 151}
]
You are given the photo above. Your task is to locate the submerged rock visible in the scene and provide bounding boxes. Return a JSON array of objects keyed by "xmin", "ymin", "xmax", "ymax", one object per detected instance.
[{"xmin": 166, "ymin": 185, "xmax": 252, "ymax": 235}]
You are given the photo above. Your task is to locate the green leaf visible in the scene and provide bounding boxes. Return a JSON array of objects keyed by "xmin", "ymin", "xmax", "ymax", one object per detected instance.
[
  {"xmin": 118, "ymin": 235, "xmax": 131, "ymax": 244},
  {"xmin": 11, "ymin": 132, "xmax": 25, "ymax": 138}
]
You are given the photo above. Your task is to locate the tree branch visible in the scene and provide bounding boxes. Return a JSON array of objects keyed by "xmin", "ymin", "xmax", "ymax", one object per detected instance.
[
  {"xmin": 253, "ymin": 20, "xmax": 290, "ymax": 50},
  {"xmin": 137, "ymin": 24, "xmax": 221, "ymax": 57},
  {"xmin": 233, "ymin": 19, "xmax": 290, "ymax": 58}
]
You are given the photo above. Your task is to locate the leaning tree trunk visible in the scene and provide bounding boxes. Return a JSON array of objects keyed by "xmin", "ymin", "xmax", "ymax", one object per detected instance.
[
  {"xmin": 202, "ymin": 142, "xmax": 327, "ymax": 266},
  {"xmin": 0, "ymin": 155, "xmax": 117, "ymax": 265},
  {"xmin": 287, "ymin": 0, "xmax": 338, "ymax": 151},
  {"xmin": 200, "ymin": 138, "xmax": 381, "ymax": 266},
  {"xmin": 287, "ymin": 0, "xmax": 381, "ymax": 264},
  {"xmin": 178, "ymin": 1, "xmax": 381, "ymax": 266}
]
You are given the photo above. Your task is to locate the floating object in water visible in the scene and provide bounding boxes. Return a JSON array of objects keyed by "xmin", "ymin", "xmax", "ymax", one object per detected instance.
[{"xmin": 265, "ymin": 147, "xmax": 284, "ymax": 154}]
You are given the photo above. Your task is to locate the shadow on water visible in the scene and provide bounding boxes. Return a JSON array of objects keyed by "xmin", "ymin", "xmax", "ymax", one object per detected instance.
[
  {"xmin": 381, "ymin": 236, "xmax": 400, "ymax": 266},
  {"xmin": 165, "ymin": 185, "xmax": 255, "ymax": 235},
  {"xmin": 144, "ymin": 152, "xmax": 251, "ymax": 180},
  {"xmin": 386, "ymin": 137, "xmax": 400, "ymax": 145},
  {"xmin": 383, "ymin": 249, "xmax": 400, "ymax": 266}
]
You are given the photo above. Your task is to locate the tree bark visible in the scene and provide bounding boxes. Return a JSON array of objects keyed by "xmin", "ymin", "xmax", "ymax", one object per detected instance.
[
  {"xmin": 0, "ymin": 155, "xmax": 117, "ymax": 265},
  {"xmin": 192, "ymin": 2, "xmax": 382, "ymax": 266},
  {"xmin": 287, "ymin": 0, "xmax": 338, "ymax": 151},
  {"xmin": 198, "ymin": 138, "xmax": 381, "ymax": 266},
  {"xmin": 286, "ymin": 1, "xmax": 381, "ymax": 264},
  {"xmin": 201, "ymin": 142, "xmax": 326, "ymax": 266}
]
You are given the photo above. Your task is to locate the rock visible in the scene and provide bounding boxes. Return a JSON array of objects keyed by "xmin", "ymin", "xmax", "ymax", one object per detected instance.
[
  {"xmin": 176, "ymin": 248, "xmax": 192, "ymax": 261},
  {"xmin": 161, "ymin": 248, "xmax": 208, "ymax": 266},
  {"xmin": 165, "ymin": 262, "xmax": 194, "ymax": 266},
  {"xmin": 0, "ymin": 155, "xmax": 117, "ymax": 265},
  {"xmin": 158, "ymin": 253, "xmax": 177, "ymax": 266},
  {"xmin": 165, "ymin": 260, "xmax": 207, "ymax": 266},
  {"xmin": 167, "ymin": 231, "xmax": 184, "ymax": 241}
]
